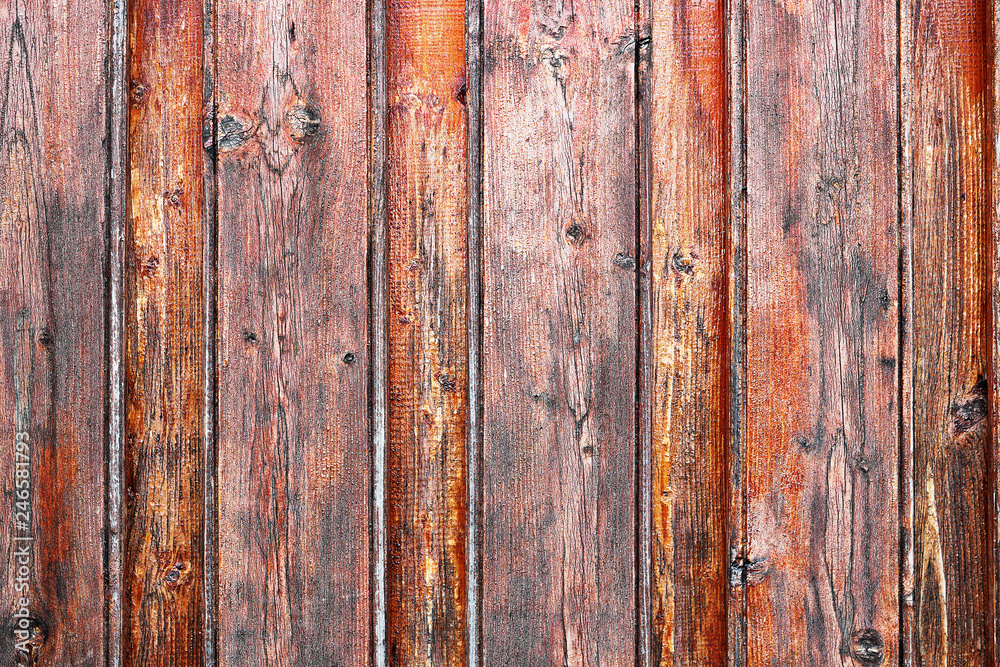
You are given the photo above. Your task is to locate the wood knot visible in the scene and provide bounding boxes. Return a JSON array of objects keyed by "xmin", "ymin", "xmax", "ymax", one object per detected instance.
[
  {"xmin": 565, "ymin": 221, "xmax": 589, "ymax": 245},
  {"xmin": 342, "ymin": 352, "xmax": 356, "ymax": 365},
  {"xmin": 8, "ymin": 611, "xmax": 47, "ymax": 661},
  {"xmin": 141, "ymin": 255, "xmax": 159, "ymax": 277},
  {"xmin": 286, "ymin": 103, "xmax": 320, "ymax": 142},
  {"xmin": 952, "ymin": 376, "xmax": 987, "ymax": 436},
  {"xmin": 612, "ymin": 253, "xmax": 636, "ymax": 270},
  {"xmin": 35, "ymin": 329, "xmax": 52, "ymax": 347},
  {"xmin": 215, "ymin": 114, "xmax": 254, "ymax": 151},
  {"xmin": 850, "ymin": 628, "xmax": 884, "ymax": 664},
  {"xmin": 437, "ymin": 373, "xmax": 457, "ymax": 392},
  {"xmin": 242, "ymin": 330, "xmax": 259, "ymax": 344},
  {"xmin": 130, "ymin": 79, "xmax": 149, "ymax": 106},
  {"xmin": 671, "ymin": 249, "xmax": 698, "ymax": 276},
  {"xmin": 164, "ymin": 188, "xmax": 183, "ymax": 209}
]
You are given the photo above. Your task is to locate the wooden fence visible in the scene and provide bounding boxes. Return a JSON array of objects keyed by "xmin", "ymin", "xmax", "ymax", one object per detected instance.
[{"xmin": 0, "ymin": 0, "xmax": 997, "ymax": 663}]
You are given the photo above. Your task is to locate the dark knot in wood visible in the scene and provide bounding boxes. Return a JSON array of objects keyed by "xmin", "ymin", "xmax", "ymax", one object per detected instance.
[{"xmin": 850, "ymin": 628, "xmax": 884, "ymax": 664}]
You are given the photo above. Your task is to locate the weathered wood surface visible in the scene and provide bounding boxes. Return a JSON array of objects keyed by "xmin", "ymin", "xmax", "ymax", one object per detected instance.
[
  {"xmin": 4, "ymin": 1, "xmax": 1000, "ymax": 664},
  {"xmin": 742, "ymin": 0, "xmax": 900, "ymax": 664},
  {"xmin": 638, "ymin": 0, "xmax": 729, "ymax": 662},
  {"xmin": 125, "ymin": 0, "xmax": 206, "ymax": 662},
  {"xmin": 0, "ymin": 2, "xmax": 108, "ymax": 664},
  {"xmin": 386, "ymin": 0, "xmax": 469, "ymax": 664},
  {"xmin": 903, "ymin": 0, "xmax": 992, "ymax": 662},
  {"xmin": 480, "ymin": 0, "xmax": 637, "ymax": 663},
  {"xmin": 213, "ymin": 0, "xmax": 371, "ymax": 664}
]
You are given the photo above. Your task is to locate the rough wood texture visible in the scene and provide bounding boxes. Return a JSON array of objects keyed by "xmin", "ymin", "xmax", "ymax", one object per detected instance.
[
  {"xmin": 213, "ymin": 0, "xmax": 371, "ymax": 663},
  {"xmin": 742, "ymin": 0, "xmax": 900, "ymax": 663},
  {"xmin": 480, "ymin": 0, "xmax": 636, "ymax": 663},
  {"xmin": 639, "ymin": 0, "xmax": 729, "ymax": 662},
  {"xmin": 904, "ymin": 0, "xmax": 992, "ymax": 661},
  {"xmin": 125, "ymin": 0, "xmax": 206, "ymax": 662},
  {"xmin": 0, "ymin": 3, "xmax": 107, "ymax": 664},
  {"xmin": 386, "ymin": 0, "xmax": 469, "ymax": 664}
]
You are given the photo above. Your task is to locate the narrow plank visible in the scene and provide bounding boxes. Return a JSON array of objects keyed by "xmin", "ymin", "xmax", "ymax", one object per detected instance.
[
  {"xmin": 0, "ymin": 2, "xmax": 108, "ymax": 663},
  {"xmin": 480, "ymin": 0, "xmax": 637, "ymax": 662},
  {"xmin": 370, "ymin": 0, "xmax": 390, "ymax": 662},
  {"xmin": 108, "ymin": 0, "xmax": 129, "ymax": 663},
  {"xmin": 742, "ymin": 0, "xmax": 900, "ymax": 661},
  {"xmin": 213, "ymin": 0, "xmax": 371, "ymax": 663},
  {"xmin": 385, "ymin": 0, "xmax": 468, "ymax": 663},
  {"xmin": 904, "ymin": 0, "xmax": 992, "ymax": 661},
  {"xmin": 125, "ymin": 0, "xmax": 205, "ymax": 661},
  {"xmin": 641, "ymin": 0, "xmax": 729, "ymax": 662},
  {"xmin": 725, "ymin": 0, "xmax": 749, "ymax": 661},
  {"xmin": 465, "ymin": 0, "xmax": 485, "ymax": 661}
]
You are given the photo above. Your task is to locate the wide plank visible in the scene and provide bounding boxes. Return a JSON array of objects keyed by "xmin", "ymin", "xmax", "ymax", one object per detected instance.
[
  {"xmin": 742, "ymin": 0, "xmax": 900, "ymax": 662},
  {"xmin": 385, "ymin": 0, "xmax": 469, "ymax": 664},
  {"xmin": 481, "ymin": 0, "xmax": 637, "ymax": 663},
  {"xmin": 0, "ymin": 2, "xmax": 108, "ymax": 663},
  {"xmin": 903, "ymin": 0, "xmax": 992, "ymax": 661},
  {"xmin": 214, "ymin": 0, "xmax": 372, "ymax": 663},
  {"xmin": 125, "ymin": 0, "xmax": 206, "ymax": 661}
]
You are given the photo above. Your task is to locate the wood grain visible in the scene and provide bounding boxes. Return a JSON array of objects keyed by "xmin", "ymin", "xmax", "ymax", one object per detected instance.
[
  {"xmin": 480, "ymin": 0, "xmax": 636, "ymax": 663},
  {"xmin": 213, "ymin": 0, "xmax": 371, "ymax": 663},
  {"xmin": 742, "ymin": 0, "xmax": 900, "ymax": 662},
  {"xmin": 125, "ymin": 0, "xmax": 206, "ymax": 661},
  {"xmin": 639, "ymin": 0, "xmax": 729, "ymax": 662},
  {"xmin": 0, "ymin": 2, "xmax": 108, "ymax": 663},
  {"xmin": 386, "ymin": 0, "xmax": 469, "ymax": 664},
  {"xmin": 903, "ymin": 0, "xmax": 992, "ymax": 661}
]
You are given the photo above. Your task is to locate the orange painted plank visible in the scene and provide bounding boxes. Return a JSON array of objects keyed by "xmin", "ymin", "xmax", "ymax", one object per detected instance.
[
  {"xmin": 385, "ymin": 0, "xmax": 469, "ymax": 663},
  {"xmin": 639, "ymin": 0, "xmax": 729, "ymax": 662},
  {"xmin": 125, "ymin": 0, "xmax": 206, "ymax": 661},
  {"xmin": 742, "ymin": 0, "xmax": 900, "ymax": 662},
  {"xmin": 903, "ymin": 0, "xmax": 993, "ymax": 661}
]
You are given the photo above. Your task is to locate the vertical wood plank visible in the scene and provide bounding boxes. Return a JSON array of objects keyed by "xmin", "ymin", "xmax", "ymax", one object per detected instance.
[
  {"xmin": 385, "ymin": 0, "xmax": 469, "ymax": 663},
  {"xmin": 726, "ymin": 0, "xmax": 748, "ymax": 661},
  {"xmin": 640, "ymin": 0, "xmax": 729, "ymax": 662},
  {"xmin": 214, "ymin": 0, "xmax": 371, "ymax": 663},
  {"xmin": 370, "ymin": 0, "xmax": 389, "ymax": 662},
  {"xmin": 465, "ymin": 0, "xmax": 485, "ymax": 661},
  {"xmin": 125, "ymin": 0, "xmax": 205, "ymax": 661},
  {"xmin": 0, "ymin": 1, "xmax": 108, "ymax": 663},
  {"xmin": 742, "ymin": 0, "xmax": 900, "ymax": 662},
  {"xmin": 480, "ymin": 0, "xmax": 636, "ymax": 663},
  {"xmin": 904, "ymin": 0, "xmax": 993, "ymax": 661}
]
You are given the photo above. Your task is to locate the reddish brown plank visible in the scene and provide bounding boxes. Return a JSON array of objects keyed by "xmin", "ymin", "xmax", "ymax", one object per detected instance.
[
  {"xmin": 742, "ymin": 0, "xmax": 900, "ymax": 662},
  {"xmin": 125, "ymin": 0, "xmax": 206, "ymax": 661},
  {"xmin": 903, "ymin": 0, "xmax": 992, "ymax": 661},
  {"xmin": 0, "ymin": 3, "xmax": 108, "ymax": 663},
  {"xmin": 639, "ymin": 0, "xmax": 729, "ymax": 662},
  {"xmin": 214, "ymin": 0, "xmax": 371, "ymax": 663},
  {"xmin": 480, "ymin": 0, "xmax": 636, "ymax": 663},
  {"xmin": 385, "ymin": 0, "xmax": 469, "ymax": 664}
]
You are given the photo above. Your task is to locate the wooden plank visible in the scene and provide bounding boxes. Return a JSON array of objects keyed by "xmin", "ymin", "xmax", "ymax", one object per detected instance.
[
  {"xmin": 742, "ymin": 0, "xmax": 899, "ymax": 662},
  {"xmin": 213, "ymin": 0, "xmax": 371, "ymax": 663},
  {"xmin": 0, "ymin": 2, "xmax": 108, "ymax": 663},
  {"xmin": 480, "ymin": 0, "xmax": 636, "ymax": 663},
  {"xmin": 125, "ymin": 0, "xmax": 206, "ymax": 661},
  {"xmin": 639, "ymin": 0, "xmax": 729, "ymax": 662},
  {"xmin": 725, "ymin": 0, "xmax": 748, "ymax": 662},
  {"xmin": 903, "ymin": 0, "xmax": 992, "ymax": 661},
  {"xmin": 385, "ymin": 0, "xmax": 469, "ymax": 664}
]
